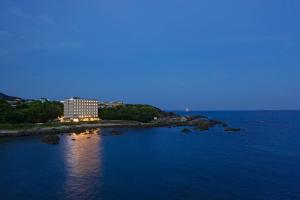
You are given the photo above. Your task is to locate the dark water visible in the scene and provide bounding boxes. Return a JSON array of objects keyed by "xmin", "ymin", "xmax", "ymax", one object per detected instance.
[{"xmin": 1, "ymin": 111, "xmax": 300, "ymax": 200}]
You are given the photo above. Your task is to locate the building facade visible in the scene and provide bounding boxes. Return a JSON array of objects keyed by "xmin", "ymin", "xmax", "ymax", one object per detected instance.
[{"xmin": 62, "ymin": 97, "xmax": 99, "ymax": 122}]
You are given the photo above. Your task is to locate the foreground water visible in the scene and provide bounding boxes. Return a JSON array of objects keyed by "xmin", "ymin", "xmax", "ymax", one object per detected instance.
[{"xmin": 1, "ymin": 111, "xmax": 300, "ymax": 200}]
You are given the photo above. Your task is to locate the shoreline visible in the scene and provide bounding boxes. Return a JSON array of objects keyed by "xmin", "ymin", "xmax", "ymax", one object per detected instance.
[{"xmin": 0, "ymin": 116, "xmax": 232, "ymax": 138}]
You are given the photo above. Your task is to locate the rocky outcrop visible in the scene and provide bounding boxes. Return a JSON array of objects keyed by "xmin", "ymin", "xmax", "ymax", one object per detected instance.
[
  {"xmin": 110, "ymin": 130, "xmax": 123, "ymax": 136},
  {"xmin": 193, "ymin": 126, "xmax": 209, "ymax": 131},
  {"xmin": 224, "ymin": 127, "xmax": 242, "ymax": 132},
  {"xmin": 181, "ymin": 128, "xmax": 191, "ymax": 133},
  {"xmin": 40, "ymin": 134, "xmax": 60, "ymax": 144},
  {"xmin": 0, "ymin": 115, "xmax": 242, "ymax": 138}
]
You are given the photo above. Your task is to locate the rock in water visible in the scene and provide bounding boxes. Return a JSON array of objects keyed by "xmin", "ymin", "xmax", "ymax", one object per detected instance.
[
  {"xmin": 181, "ymin": 128, "xmax": 191, "ymax": 133},
  {"xmin": 193, "ymin": 126, "xmax": 209, "ymax": 131},
  {"xmin": 224, "ymin": 127, "xmax": 242, "ymax": 132},
  {"xmin": 110, "ymin": 130, "xmax": 123, "ymax": 136},
  {"xmin": 41, "ymin": 135, "xmax": 60, "ymax": 144}
]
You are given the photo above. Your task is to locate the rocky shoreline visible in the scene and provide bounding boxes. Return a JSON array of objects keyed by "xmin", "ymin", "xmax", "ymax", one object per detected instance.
[{"xmin": 0, "ymin": 116, "xmax": 241, "ymax": 138}]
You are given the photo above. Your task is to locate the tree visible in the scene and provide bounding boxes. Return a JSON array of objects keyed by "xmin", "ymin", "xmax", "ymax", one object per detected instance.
[{"xmin": 0, "ymin": 100, "xmax": 63, "ymax": 124}]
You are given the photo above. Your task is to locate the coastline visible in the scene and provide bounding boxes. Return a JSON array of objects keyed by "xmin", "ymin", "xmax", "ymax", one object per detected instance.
[
  {"xmin": 0, "ymin": 120, "xmax": 141, "ymax": 137},
  {"xmin": 0, "ymin": 117, "xmax": 231, "ymax": 138}
]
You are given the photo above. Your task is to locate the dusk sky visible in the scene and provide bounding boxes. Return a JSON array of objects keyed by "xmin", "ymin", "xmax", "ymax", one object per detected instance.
[{"xmin": 1, "ymin": 0, "xmax": 300, "ymax": 110}]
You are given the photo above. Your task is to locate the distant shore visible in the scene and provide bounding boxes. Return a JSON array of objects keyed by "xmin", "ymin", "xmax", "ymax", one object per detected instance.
[{"xmin": 0, "ymin": 116, "xmax": 238, "ymax": 138}]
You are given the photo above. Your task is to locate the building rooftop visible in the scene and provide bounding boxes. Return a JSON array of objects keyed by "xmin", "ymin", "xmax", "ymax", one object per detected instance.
[{"xmin": 66, "ymin": 97, "xmax": 98, "ymax": 101}]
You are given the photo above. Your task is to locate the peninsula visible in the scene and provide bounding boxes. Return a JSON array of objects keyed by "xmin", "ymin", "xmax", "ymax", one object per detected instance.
[{"xmin": 0, "ymin": 93, "xmax": 240, "ymax": 137}]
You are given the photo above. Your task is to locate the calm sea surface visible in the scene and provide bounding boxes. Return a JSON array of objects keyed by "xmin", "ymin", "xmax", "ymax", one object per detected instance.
[{"xmin": 1, "ymin": 111, "xmax": 300, "ymax": 200}]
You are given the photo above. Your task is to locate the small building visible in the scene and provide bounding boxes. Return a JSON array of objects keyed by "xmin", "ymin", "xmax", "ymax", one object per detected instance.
[
  {"xmin": 61, "ymin": 97, "xmax": 99, "ymax": 122},
  {"xmin": 39, "ymin": 98, "xmax": 49, "ymax": 103},
  {"xmin": 7, "ymin": 99, "xmax": 22, "ymax": 108}
]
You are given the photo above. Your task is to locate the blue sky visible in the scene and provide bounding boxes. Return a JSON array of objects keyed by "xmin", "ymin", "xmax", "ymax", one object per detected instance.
[{"xmin": 0, "ymin": 0, "xmax": 300, "ymax": 110}]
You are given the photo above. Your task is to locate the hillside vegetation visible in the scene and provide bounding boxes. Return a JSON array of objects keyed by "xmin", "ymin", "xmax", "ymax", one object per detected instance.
[
  {"xmin": 0, "ymin": 100, "xmax": 63, "ymax": 123},
  {"xmin": 0, "ymin": 92, "xmax": 22, "ymax": 101},
  {"xmin": 99, "ymin": 104, "xmax": 174, "ymax": 123},
  {"xmin": 0, "ymin": 95, "xmax": 173, "ymax": 125}
]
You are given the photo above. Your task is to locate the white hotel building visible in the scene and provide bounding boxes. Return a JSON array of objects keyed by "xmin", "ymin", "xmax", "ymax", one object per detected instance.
[{"xmin": 62, "ymin": 97, "xmax": 99, "ymax": 122}]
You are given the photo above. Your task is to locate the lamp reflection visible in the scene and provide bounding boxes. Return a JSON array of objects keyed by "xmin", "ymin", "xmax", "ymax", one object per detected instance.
[{"xmin": 64, "ymin": 130, "xmax": 103, "ymax": 199}]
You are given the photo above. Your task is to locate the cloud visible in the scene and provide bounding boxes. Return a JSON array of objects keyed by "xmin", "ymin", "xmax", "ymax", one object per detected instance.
[
  {"xmin": 9, "ymin": 6, "xmax": 80, "ymax": 33},
  {"xmin": 9, "ymin": 7, "xmax": 32, "ymax": 20},
  {"xmin": 0, "ymin": 48, "xmax": 8, "ymax": 54},
  {"xmin": 4, "ymin": 5, "xmax": 83, "ymax": 51},
  {"xmin": 0, "ymin": 30, "xmax": 12, "ymax": 37},
  {"xmin": 39, "ymin": 14, "xmax": 66, "ymax": 32},
  {"xmin": 38, "ymin": 14, "xmax": 81, "ymax": 33},
  {"xmin": 31, "ymin": 41, "xmax": 83, "ymax": 50},
  {"xmin": 201, "ymin": 34, "xmax": 298, "ymax": 45}
]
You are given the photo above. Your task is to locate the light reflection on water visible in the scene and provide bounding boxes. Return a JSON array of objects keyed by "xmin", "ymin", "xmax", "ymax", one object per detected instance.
[
  {"xmin": 2, "ymin": 112, "xmax": 300, "ymax": 200},
  {"xmin": 63, "ymin": 131, "xmax": 103, "ymax": 200}
]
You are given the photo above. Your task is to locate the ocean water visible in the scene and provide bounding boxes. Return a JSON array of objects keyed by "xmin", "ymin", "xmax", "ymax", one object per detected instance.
[{"xmin": 1, "ymin": 111, "xmax": 300, "ymax": 200}]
